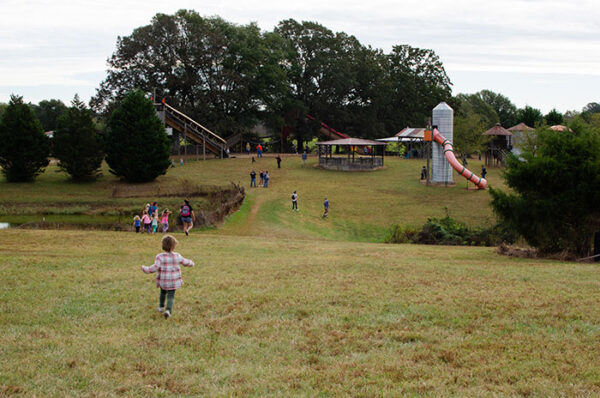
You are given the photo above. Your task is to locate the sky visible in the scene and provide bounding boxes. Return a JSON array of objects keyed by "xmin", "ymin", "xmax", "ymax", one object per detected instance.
[{"xmin": 1, "ymin": 0, "xmax": 599, "ymax": 114}]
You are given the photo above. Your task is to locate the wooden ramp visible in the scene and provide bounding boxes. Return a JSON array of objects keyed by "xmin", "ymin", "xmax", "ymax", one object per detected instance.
[{"xmin": 155, "ymin": 100, "xmax": 226, "ymax": 158}]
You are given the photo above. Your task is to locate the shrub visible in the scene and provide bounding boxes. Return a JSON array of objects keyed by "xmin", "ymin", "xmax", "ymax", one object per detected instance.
[
  {"xmin": 53, "ymin": 95, "xmax": 104, "ymax": 181},
  {"xmin": 0, "ymin": 95, "xmax": 50, "ymax": 182},
  {"xmin": 105, "ymin": 90, "xmax": 171, "ymax": 182}
]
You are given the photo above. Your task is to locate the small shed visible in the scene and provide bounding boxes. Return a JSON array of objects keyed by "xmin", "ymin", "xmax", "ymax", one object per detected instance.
[
  {"xmin": 483, "ymin": 123, "xmax": 513, "ymax": 167},
  {"xmin": 508, "ymin": 122, "xmax": 534, "ymax": 157},
  {"xmin": 316, "ymin": 138, "xmax": 387, "ymax": 171}
]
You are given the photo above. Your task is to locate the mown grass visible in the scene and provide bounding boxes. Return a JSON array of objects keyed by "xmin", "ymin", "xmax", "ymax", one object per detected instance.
[{"xmin": 1, "ymin": 230, "xmax": 599, "ymax": 396}]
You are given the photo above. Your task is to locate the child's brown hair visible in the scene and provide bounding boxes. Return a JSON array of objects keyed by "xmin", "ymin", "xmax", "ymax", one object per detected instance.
[{"xmin": 162, "ymin": 235, "xmax": 178, "ymax": 252}]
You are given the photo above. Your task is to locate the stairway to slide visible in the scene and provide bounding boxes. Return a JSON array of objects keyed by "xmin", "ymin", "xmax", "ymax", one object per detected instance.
[{"xmin": 155, "ymin": 100, "xmax": 226, "ymax": 158}]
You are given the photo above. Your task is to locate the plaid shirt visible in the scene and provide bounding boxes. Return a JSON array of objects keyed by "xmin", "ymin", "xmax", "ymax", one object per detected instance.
[{"xmin": 142, "ymin": 252, "xmax": 194, "ymax": 290}]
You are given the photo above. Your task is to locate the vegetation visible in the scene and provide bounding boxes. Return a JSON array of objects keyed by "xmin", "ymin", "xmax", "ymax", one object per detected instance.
[
  {"xmin": 105, "ymin": 90, "xmax": 171, "ymax": 182},
  {"xmin": 0, "ymin": 95, "xmax": 50, "ymax": 182},
  {"xmin": 30, "ymin": 98, "xmax": 68, "ymax": 132},
  {"xmin": 92, "ymin": 11, "xmax": 451, "ymax": 145},
  {"xmin": 491, "ymin": 126, "xmax": 600, "ymax": 257},
  {"xmin": 2, "ymin": 229, "xmax": 600, "ymax": 396},
  {"xmin": 53, "ymin": 95, "xmax": 104, "ymax": 181}
]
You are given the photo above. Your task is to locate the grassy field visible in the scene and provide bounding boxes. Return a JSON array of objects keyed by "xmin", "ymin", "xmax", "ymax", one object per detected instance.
[
  {"xmin": 1, "ymin": 154, "xmax": 506, "ymax": 241},
  {"xmin": 1, "ymin": 230, "xmax": 599, "ymax": 396},
  {"xmin": 2, "ymin": 154, "xmax": 598, "ymax": 396}
]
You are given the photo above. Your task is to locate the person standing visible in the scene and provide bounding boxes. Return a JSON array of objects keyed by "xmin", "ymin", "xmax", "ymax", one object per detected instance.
[
  {"xmin": 276, "ymin": 154, "xmax": 282, "ymax": 169},
  {"xmin": 322, "ymin": 197, "xmax": 329, "ymax": 218},
  {"xmin": 161, "ymin": 209, "xmax": 171, "ymax": 233},
  {"xmin": 246, "ymin": 142, "xmax": 251, "ymax": 155},
  {"xmin": 291, "ymin": 191, "xmax": 298, "ymax": 211},
  {"xmin": 180, "ymin": 199, "xmax": 194, "ymax": 236},
  {"xmin": 481, "ymin": 165, "xmax": 487, "ymax": 179},
  {"xmin": 250, "ymin": 170, "xmax": 257, "ymax": 187},
  {"xmin": 257, "ymin": 144, "xmax": 263, "ymax": 158},
  {"xmin": 264, "ymin": 171, "xmax": 270, "ymax": 188},
  {"xmin": 259, "ymin": 170, "xmax": 264, "ymax": 186},
  {"xmin": 301, "ymin": 151, "xmax": 307, "ymax": 166},
  {"xmin": 420, "ymin": 166, "xmax": 427, "ymax": 180}
]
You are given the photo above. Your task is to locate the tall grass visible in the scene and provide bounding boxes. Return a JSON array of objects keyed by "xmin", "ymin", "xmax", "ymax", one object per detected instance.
[{"xmin": 1, "ymin": 230, "xmax": 598, "ymax": 396}]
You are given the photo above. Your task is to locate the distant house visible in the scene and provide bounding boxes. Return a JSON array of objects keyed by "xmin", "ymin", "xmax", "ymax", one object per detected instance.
[
  {"xmin": 483, "ymin": 123, "xmax": 513, "ymax": 166},
  {"xmin": 507, "ymin": 122, "xmax": 534, "ymax": 157}
]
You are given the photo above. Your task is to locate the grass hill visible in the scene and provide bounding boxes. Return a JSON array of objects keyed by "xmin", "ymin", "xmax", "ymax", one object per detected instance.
[{"xmin": 2, "ymin": 154, "xmax": 599, "ymax": 396}]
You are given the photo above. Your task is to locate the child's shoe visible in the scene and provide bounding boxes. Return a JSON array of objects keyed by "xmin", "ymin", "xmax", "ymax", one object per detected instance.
[
  {"xmin": 164, "ymin": 310, "xmax": 171, "ymax": 319},
  {"xmin": 157, "ymin": 307, "xmax": 165, "ymax": 313}
]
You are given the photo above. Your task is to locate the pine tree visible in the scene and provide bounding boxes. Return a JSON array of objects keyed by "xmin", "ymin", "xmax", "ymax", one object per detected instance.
[
  {"xmin": 53, "ymin": 95, "xmax": 104, "ymax": 181},
  {"xmin": 0, "ymin": 95, "xmax": 50, "ymax": 182},
  {"xmin": 105, "ymin": 90, "xmax": 171, "ymax": 182}
]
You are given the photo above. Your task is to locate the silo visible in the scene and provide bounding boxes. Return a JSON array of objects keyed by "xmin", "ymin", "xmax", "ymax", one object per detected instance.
[{"xmin": 432, "ymin": 102, "xmax": 454, "ymax": 184}]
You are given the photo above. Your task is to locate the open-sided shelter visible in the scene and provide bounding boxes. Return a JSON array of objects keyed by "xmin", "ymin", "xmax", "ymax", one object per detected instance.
[{"xmin": 316, "ymin": 138, "xmax": 387, "ymax": 171}]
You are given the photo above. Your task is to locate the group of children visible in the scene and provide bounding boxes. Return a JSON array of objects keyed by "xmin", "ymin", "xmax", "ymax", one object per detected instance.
[{"xmin": 133, "ymin": 201, "xmax": 172, "ymax": 234}]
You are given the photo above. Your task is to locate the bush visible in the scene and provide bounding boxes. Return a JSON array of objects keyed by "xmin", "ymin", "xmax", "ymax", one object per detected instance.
[
  {"xmin": 105, "ymin": 90, "xmax": 171, "ymax": 182},
  {"xmin": 386, "ymin": 214, "xmax": 513, "ymax": 247},
  {"xmin": 53, "ymin": 96, "xmax": 104, "ymax": 181},
  {"xmin": 490, "ymin": 125, "xmax": 600, "ymax": 257},
  {"xmin": 0, "ymin": 95, "xmax": 49, "ymax": 182}
]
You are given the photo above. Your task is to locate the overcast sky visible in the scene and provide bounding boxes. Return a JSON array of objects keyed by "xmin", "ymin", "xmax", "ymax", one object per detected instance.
[{"xmin": 1, "ymin": 0, "xmax": 599, "ymax": 114}]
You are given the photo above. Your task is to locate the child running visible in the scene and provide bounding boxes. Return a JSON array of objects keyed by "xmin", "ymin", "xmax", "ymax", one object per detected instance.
[
  {"xmin": 133, "ymin": 215, "xmax": 141, "ymax": 233},
  {"xmin": 161, "ymin": 209, "xmax": 171, "ymax": 233},
  {"xmin": 141, "ymin": 210, "xmax": 151, "ymax": 233},
  {"xmin": 151, "ymin": 212, "xmax": 159, "ymax": 234},
  {"xmin": 141, "ymin": 235, "xmax": 195, "ymax": 319}
]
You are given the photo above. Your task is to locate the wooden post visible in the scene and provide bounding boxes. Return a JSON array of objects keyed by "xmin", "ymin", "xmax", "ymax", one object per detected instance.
[{"xmin": 203, "ymin": 135, "xmax": 206, "ymax": 161}]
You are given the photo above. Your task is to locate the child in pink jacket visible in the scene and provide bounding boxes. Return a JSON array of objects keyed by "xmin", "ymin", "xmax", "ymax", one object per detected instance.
[{"xmin": 141, "ymin": 235, "xmax": 194, "ymax": 319}]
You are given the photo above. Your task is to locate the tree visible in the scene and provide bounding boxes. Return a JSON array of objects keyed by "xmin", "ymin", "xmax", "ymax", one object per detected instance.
[
  {"xmin": 105, "ymin": 90, "xmax": 171, "ymax": 182},
  {"xmin": 453, "ymin": 114, "xmax": 489, "ymax": 156},
  {"xmin": 386, "ymin": 45, "xmax": 452, "ymax": 129},
  {"xmin": 92, "ymin": 10, "xmax": 288, "ymax": 137},
  {"xmin": 53, "ymin": 95, "xmax": 104, "ymax": 181},
  {"xmin": 490, "ymin": 126, "xmax": 600, "ymax": 257},
  {"xmin": 517, "ymin": 105, "xmax": 543, "ymax": 127},
  {"xmin": 0, "ymin": 95, "xmax": 49, "ymax": 182},
  {"xmin": 544, "ymin": 108, "xmax": 564, "ymax": 126},
  {"xmin": 30, "ymin": 99, "xmax": 68, "ymax": 132},
  {"xmin": 582, "ymin": 102, "xmax": 600, "ymax": 114},
  {"xmin": 478, "ymin": 90, "xmax": 518, "ymax": 127}
]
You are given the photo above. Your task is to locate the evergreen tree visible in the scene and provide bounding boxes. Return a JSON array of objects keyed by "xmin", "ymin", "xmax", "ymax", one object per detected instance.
[
  {"xmin": 105, "ymin": 90, "xmax": 171, "ymax": 182},
  {"xmin": 53, "ymin": 95, "xmax": 104, "ymax": 181},
  {"xmin": 490, "ymin": 125, "xmax": 600, "ymax": 257},
  {"xmin": 0, "ymin": 95, "xmax": 49, "ymax": 182}
]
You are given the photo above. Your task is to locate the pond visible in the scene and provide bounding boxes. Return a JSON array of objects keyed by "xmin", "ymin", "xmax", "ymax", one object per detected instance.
[{"xmin": 0, "ymin": 215, "xmax": 130, "ymax": 230}]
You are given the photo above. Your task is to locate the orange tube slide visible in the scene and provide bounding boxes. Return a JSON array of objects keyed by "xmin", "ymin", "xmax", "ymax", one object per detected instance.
[{"xmin": 432, "ymin": 128, "xmax": 487, "ymax": 189}]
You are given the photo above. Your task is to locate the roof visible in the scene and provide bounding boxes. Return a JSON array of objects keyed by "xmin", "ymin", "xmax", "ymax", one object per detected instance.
[
  {"xmin": 550, "ymin": 125, "xmax": 572, "ymax": 132},
  {"xmin": 483, "ymin": 123, "xmax": 513, "ymax": 136},
  {"xmin": 316, "ymin": 138, "xmax": 388, "ymax": 146},
  {"xmin": 508, "ymin": 122, "xmax": 534, "ymax": 132},
  {"xmin": 394, "ymin": 127, "xmax": 426, "ymax": 140}
]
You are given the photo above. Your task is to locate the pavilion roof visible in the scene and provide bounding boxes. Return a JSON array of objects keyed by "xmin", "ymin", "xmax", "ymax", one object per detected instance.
[
  {"xmin": 394, "ymin": 127, "xmax": 426, "ymax": 139},
  {"xmin": 550, "ymin": 125, "xmax": 572, "ymax": 132},
  {"xmin": 316, "ymin": 137, "xmax": 388, "ymax": 146},
  {"xmin": 507, "ymin": 122, "xmax": 534, "ymax": 132},
  {"xmin": 483, "ymin": 123, "xmax": 513, "ymax": 136}
]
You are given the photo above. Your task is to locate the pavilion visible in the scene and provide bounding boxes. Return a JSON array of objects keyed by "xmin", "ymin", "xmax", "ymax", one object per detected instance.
[
  {"xmin": 483, "ymin": 123, "xmax": 513, "ymax": 167},
  {"xmin": 315, "ymin": 138, "xmax": 388, "ymax": 171}
]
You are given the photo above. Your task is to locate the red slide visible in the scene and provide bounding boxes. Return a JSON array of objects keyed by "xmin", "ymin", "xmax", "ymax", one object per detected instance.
[{"xmin": 433, "ymin": 128, "xmax": 487, "ymax": 189}]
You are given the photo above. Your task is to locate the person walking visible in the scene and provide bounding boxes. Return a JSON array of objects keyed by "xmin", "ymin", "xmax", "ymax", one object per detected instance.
[
  {"xmin": 250, "ymin": 170, "xmax": 257, "ymax": 187},
  {"xmin": 322, "ymin": 197, "xmax": 329, "ymax": 218},
  {"xmin": 276, "ymin": 154, "xmax": 282, "ymax": 169},
  {"xmin": 161, "ymin": 209, "xmax": 171, "ymax": 233},
  {"xmin": 141, "ymin": 235, "xmax": 195, "ymax": 319},
  {"xmin": 257, "ymin": 144, "xmax": 263, "ymax": 158},
  {"xmin": 291, "ymin": 191, "xmax": 298, "ymax": 211},
  {"xmin": 263, "ymin": 171, "xmax": 270, "ymax": 188},
  {"xmin": 180, "ymin": 199, "xmax": 194, "ymax": 236},
  {"xmin": 301, "ymin": 151, "xmax": 307, "ymax": 166}
]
